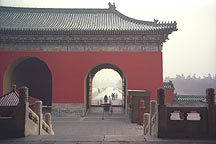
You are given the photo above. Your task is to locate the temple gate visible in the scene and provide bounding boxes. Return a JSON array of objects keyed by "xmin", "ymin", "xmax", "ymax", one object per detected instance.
[{"xmin": 0, "ymin": 3, "xmax": 177, "ymax": 116}]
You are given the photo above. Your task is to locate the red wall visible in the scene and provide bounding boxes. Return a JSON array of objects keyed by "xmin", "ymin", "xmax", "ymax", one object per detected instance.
[
  {"xmin": 165, "ymin": 90, "xmax": 174, "ymax": 103},
  {"xmin": 0, "ymin": 52, "xmax": 163, "ymax": 103}
]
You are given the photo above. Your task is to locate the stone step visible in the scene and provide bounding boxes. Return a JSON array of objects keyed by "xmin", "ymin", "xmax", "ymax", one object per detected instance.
[{"xmin": 88, "ymin": 106, "xmax": 124, "ymax": 114}]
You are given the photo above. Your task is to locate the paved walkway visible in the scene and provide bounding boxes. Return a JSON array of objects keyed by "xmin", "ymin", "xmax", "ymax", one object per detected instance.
[
  {"xmin": 0, "ymin": 112, "xmax": 216, "ymax": 144},
  {"xmin": 53, "ymin": 113, "xmax": 143, "ymax": 136}
]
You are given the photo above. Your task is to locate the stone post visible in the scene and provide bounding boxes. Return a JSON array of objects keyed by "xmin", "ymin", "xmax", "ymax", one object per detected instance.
[
  {"xmin": 157, "ymin": 88, "xmax": 167, "ymax": 138},
  {"xmin": 158, "ymin": 88, "xmax": 165, "ymax": 105},
  {"xmin": 16, "ymin": 86, "xmax": 29, "ymax": 137},
  {"xmin": 206, "ymin": 88, "xmax": 215, "ymax": 137},
  {"xmin": 11, "ymin": 84, "xmax": 16, "ymax": 91},
  {"xmin": 35, "ymin": 101, "xmax": 43, "ymax": 135},
  {"xmin": 143, "ymin": 113, "xmax": 150, "ymax": 135},
  {"xmin": 19, "ymin": 86, "xmax": 29, "ymax": 104},
  {"xmin": 150, "ymin": 100, "xmax": 157, "ymax": 136},
  {"xmin": 138, "ymin": 100, "xmax": 145, "ymax": 125},
  {"xmin": 45, "ymin": 113, "xmax": 54, "ymax": 135},
  {"xmin": 150, "ymin": 100, "xmax": 157, "ymax": 118}
]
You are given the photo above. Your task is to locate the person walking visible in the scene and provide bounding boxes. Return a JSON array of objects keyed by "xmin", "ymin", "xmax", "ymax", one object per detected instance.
[
  {"xmin": 104, "ymin": 95, "xmax": 108, "ymax": 103},
  {"xmin": 109, "ymin": 96, "xmax": 112, "ymax": 115},
  {"xmin": 111, "ymin": 93, "xmax": 114, "ymax": 100}
]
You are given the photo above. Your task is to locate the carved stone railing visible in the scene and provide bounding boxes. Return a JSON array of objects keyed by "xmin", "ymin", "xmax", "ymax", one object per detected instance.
[
  {"xmin": 44, "ymin": 113, "xmax": 54, "ymax": 135},
  {"xmin": 166, "ymin": 106, "xmax": 208, "ymax": 138},
  {"xmin": 42, "ymin": 120, "xmax": 49, "ymax": 134},
  {"xmin": 142, "ymin": 100, "xmax": 158, "ymax": 136},
  {"xmin": 34, "ymin": 100, "xmax": 54, "ymax": 135},
  {"xmin": 157, "ymin": 88, "xmax": 216, "ymax": 139},
  {"xmin": 40, "ymin": 113, "xmax": 54, "ymax": 135},
  {"xmin": 0, "ymin": 86, "xmax": 54, "ymax": 138},
  {"xmin": 143, "ymin": 113, "xmax": 150, "ymax": 135},
  {"xmin": 28, "ymin": 108, "xmax": 39, "ymax": 125},
  {"xmin": 149, "ymin": 100, "xmax": 157, "ymax": 136}
]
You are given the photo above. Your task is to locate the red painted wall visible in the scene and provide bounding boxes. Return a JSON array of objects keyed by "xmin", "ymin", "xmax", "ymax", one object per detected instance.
[
  {"xmin": 165, "ymin": 90, "xmax": 174, "ymax": 103},
  {"xmin": 0, "ymin": 52, "xmax": 163, "ymax": 103}
]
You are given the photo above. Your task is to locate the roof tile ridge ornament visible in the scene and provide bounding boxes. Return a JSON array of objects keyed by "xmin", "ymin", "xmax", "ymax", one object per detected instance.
[
  {"xmin": 108, "ymin": 2, "xmax": 116, "ymax": 10},
  {"xmin": 158, "ymin": 20, "xmax": 177, "ymax": 26},
  {"xmin": 109, "ymin": 5, "xmax": 155, "ymax": 25},
  {"xmin": 154, "ymin": 19, "xmax": 159, "ymax": 24}
]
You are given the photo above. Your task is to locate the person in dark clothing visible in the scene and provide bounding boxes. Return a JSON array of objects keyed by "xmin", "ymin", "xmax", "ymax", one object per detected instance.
[
  {"xmin": 111, "ymin": 93, "xmax": 114, "ymax": 100},
  {"xmin": 104, "ymin": 95, "xmax": 108, "ymax": 103}
]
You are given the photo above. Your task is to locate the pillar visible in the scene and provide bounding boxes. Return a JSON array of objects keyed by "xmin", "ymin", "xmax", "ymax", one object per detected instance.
[
  {"xmin": 150, "ymin": 100, "xmax": 157, "ymax": 118},
  {"xmin": 206, "ymin": 88, "xmax": 215, "ymax": 137},
  {"xmin": 35, "ymin": 101, "xmax": 43, "ymax": 135},
  {"xmin": 150, "ymin": 100, "xmax": 157, "ymax": 136},
  {"xmin": 19, "ymin": 86, "xmax": 28, "ymax": 104},
  {"xmin": 11, "ymin": 84, "xmax": 16, "ymax": 91},
  {"xmin": 16, "ymin": 86, "xmax": 29, "ymax": 137},
  {"xmin": 45, "ymin": 113, "xmax": 54, "ymax": 135},
  {"xmin": 157, "ymin": 88, "xmax": 167, "ymax": 138},
  {"xmin": 143, "ymin": 113, "xmax": 150, "ymax": 135}
]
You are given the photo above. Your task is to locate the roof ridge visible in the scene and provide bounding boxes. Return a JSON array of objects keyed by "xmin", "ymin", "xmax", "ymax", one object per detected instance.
[
  {"xmin": 0, "ymin": 6, "xmax": 157, "ymax": 24},
  {"xmin": 0, "ymin": 6, "xmax": 111, "ymax": 14},
  {"xmin": 0, "ymin": 6, "xmax": 177, "ymax": 26},
  {"xmin": 109, "ymin": 8, "xmax": 177, "ymax": 27},
  {"xmin": 113, "ymin": 9, "xmax": 155, "ymax": 25},
  {"xmin": 0, "ymin": 6, "xmax": 177, "ymax": 33}
]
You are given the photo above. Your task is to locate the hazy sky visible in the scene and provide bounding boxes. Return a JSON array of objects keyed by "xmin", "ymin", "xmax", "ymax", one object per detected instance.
[
  {"xmin": 1, "ymin": 0, "xmax": 216, "ymax": 78},
  {"xmin": 93, "ymin": 69, "xmax": 121, "ymax": 88},
  {"xmin": 94, "ymin": 69, "xmax": 121, "ymax": 81}
]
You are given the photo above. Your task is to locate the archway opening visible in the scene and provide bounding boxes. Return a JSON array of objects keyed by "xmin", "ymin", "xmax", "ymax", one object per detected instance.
[
  {"xmin": 92, "ymin": 69, "xmax": 123, "ymax": 106},
  {"xmin": 85, "ymin": 63, "xmax": 127, "ymax": 113},
  {"xmin": 3, "ymin": 57, "xmax": 52, "ymax": 106}
]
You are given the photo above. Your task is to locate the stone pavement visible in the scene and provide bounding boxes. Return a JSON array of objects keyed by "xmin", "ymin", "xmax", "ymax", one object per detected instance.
[{"xmin": 0, "ymin": 112, "xmax": 216, "ymax": 144}]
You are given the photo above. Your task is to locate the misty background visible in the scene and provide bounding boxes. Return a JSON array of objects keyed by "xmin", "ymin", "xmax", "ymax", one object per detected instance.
[
  {"xmin": 164, "ymin": 74, "xmax": 216, "ymax": 95},
  {"xmin": 93, "ymin": 69, "xmax": 122, "ymax": 89}
]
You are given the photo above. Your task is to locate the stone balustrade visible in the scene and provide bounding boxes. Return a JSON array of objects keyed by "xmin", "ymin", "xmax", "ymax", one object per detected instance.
[
  {"xmin": 149, "ymin": 100, "xmax": 157, "ymax": 136},
  {"xmin": 157, "ymin": 88, "xmax": 216, "ymax": 139},
  {"xmin": 143, "ymin": 113, "xmax": 150, "ymax": 135},
  {"xmin": 0, "ymin": 86, "xmax": 54, "ymax": 138},
  {"xmin": 28, "ymin": 108, "xmax": 39, "ymax": 124}
]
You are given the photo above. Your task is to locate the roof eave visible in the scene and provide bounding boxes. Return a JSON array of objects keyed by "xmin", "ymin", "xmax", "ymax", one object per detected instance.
[{"xmin": 0, "ymin": 28, "xmax": 177, "ymax": 35}]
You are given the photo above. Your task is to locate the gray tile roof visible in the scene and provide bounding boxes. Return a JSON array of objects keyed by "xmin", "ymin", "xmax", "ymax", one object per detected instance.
[
  {"xmin": 0, "ymin": 90, "xmax": 40, "ymax": 106},
  {"xmin": 173, "ymin": 94, "xmax": 207, "ymax": 106},
  {"xmin": 175, "ymin": 95, "xmax": 206, "ymax": 101},
  {"xmin": 0, "ymin": 6, "xmax": 177, "ymax": 33},
  {"xmin": 163, "ymin": 81, "xmax": 175, "ymax": 90}
]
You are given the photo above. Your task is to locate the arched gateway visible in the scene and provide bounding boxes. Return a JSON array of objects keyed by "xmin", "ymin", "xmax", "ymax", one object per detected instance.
[
  {"xmin": 3, "ymin": 57, "xmax": 52, "ymax": 106},
  {"xmin": 85, "ymin": 63, "xmax": 127, "ymax": 112},
  {"xmin": 0, "ymin": 3, "xmax": 177, "ymax": 116}
]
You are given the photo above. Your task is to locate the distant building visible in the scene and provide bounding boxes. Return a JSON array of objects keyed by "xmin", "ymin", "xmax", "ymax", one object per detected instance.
[
  {"xmin": 163, "ymin": 80, "xmax": 175, "ymax": 103},
  {"xmin": 173, "ymin": 94, "xmax": 206, "ymax": 106},
  {"xmin": 0, "ymin": 3, "xmax": 177, "ymax": 115}
]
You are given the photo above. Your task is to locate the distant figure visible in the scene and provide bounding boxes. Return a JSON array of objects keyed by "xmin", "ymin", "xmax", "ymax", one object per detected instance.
[
  {"xmin": 114, "ymin": 93, "xmax": 117, "ymax": 100},
  {"xmin": 109, "ymin": 100, "xmax": 112, "ymax": 115},
  {"xmin": 104, "ymin": 95, "xmax": 108, "ymax": 103},
  {"xmin": 111, "ymin": 93, "xmax": 114, "ymax": 100},
  {"xmin": 109, "ymin": 96, "xmax": 113, "ymax": 105}
]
